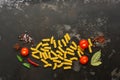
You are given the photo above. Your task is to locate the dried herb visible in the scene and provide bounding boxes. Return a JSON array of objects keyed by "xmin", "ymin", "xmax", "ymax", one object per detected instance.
[{"xmin": 91, "ymin": 50, "xmax": 102, "ymax": 66}]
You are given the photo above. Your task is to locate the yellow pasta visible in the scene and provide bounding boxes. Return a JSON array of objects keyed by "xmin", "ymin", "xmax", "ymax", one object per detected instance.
[
  {"xmin": 32, "ymin": 52, "xmax": 40, "ymax": 59},
  {"xmin": 51, "ymin": 50, "xmax": 57, "ymax": 57},
  {"xmin": 66, "ymin": 51, "xmax": 75, "ymax": 56},
  {"xmin": 53, "ymin": 60, "xmax": 61, "ymax": 63},
  {"xmin": 53, "ymin": 40, "xmax": 57, "ymax": 48},
  {"xmin": 42, "ymin": 38, "xmax": 50, "ymax": 42},
  {"xmin": 63, "ymin": 66, "xmax": 71, "ymax": 70},
  {"xmin": 66, "ymin": 33, "xmax": 71, "ymax": 40},
  {"xmin": 66, "ymin": 48, "xmax": 74, "ymax": 52},
  {"xmin": 64, "ymin": 35, "xmax": 69, "ymax": 43},
  {"xmin": 57, "ymin": 63, "xmax": 63, "ymax": 68},
  {"xmin": 44, "ymin": 52, "xmax": 49, "ymax": 59},
  {"xmin": 70, "ymin": 57, "xmax": 78, "ymax": 61},
  {"xmin": 44, "ymin": 64, "xmax": 52, "ymax": 68},
  {"xmin": 58, "ymin": 40, "xmax": 63, "ymax": 47},
  {"xmin": 40, "ymin": 48, "xmax": 49, "ymax": 52},
  {"xmin": 48, "ymin": 52, "xmax": 51, "ymax": 59},
  {"xmin": 77, "ymin": 51, "xmax": 82, "ymax": 58},
  {"xmin": 78, "ymin": 46, "xmax": 84, "ymax": 55},
  {"xmin": 64, "ymin": 59, "xmax": 72, "ymax": 63},
  {"xmin": 57, "ymin": 55, "xmax": 64, "ymax": 60},
  {"xmin": 61, "ymin": 39, "xmax": 67, "ymax": 46},
  {"xmin": 88, "ymin": 38, "xmax": 93, "ymax": 46},
  {"xmin": 44, "ymin": 47, "xmax": 51, "ymax": 50},
  {"xmin": 41, "ymin": 53, "xmax": 47, "ymax": 60},
  {"xmin": 42, "ymin": 43, "xmax": 49, "ymax": 47},
  {"xmin": 36, "ymin": 42, "xmax": 42, "ymax": 49},
  {"xmin": 63, "ymin": 62, "xmax": 72, "ymax": 65},
  {"xmin": 56, "ymin": 50, "xmax": 63, "ymax": 56},
  {"xmin": 50, "ymin": 57, "xmax": 58, "ymax": 60},
  {"xmin": 64, "ymin": 53, "xmax": 67, "ymax": 59},
  {"xmin": 53, "ymin": 63, "xmax": 57, "ymax": 70},
  {"xmin": 70, "ymin": 45, "xmax": 76, "ymax": 50},
  {"xmin": 50, "ymin": 36, "xmax": 54, "ymax": 44},
  {"xmin": 39, "ymin": 53, "xmax": 43, "ymax": 58},
  {"xmin": 41, "ymin": 59, "xmax": 48, "ymax": 64},
  {"xmin": 30, "ymin": 47, "xmax": 37, "ymax": 51},
  {"xmin": 88, "ymin": 45, "xmax": 92, "ymax": 53},
  {"xmin": 58, "ymin": 47, "xmax": 65, "ymax": 53},
  {"xmin": 71, "ymin": 41, "xmax": 77, "ymax": 48}
]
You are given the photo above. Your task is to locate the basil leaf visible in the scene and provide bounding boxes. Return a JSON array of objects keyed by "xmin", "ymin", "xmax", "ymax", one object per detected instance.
[
  {"xmin": 91, "ymin": 50, "xmax": 102, "ymax": 66},
  {"xmin": 22, "ymin": 63, "xmax": 30, "ymax": 69},
  {"xmin": 17, "ymin": 55, "xmax": 23, "ymax": 62}
]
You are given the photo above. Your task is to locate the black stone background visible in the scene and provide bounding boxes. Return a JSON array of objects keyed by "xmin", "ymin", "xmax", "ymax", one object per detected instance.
[{"xmin": 0, "ymin": 0, "xmax": 120, "ymax": 80}]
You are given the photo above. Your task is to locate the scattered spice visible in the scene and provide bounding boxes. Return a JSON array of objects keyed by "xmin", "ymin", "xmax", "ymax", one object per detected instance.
[{"xmin": 13, "ymin": 43, "xmax": 21, "ymax": 50}]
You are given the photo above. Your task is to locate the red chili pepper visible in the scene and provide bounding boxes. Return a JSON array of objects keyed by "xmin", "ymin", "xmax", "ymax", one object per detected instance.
[{"xmin": 27, "ymin": 58, "xmax": 39, "ymax": 67}]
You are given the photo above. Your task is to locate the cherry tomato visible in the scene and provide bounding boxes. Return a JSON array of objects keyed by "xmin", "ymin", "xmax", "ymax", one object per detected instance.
[
  {"xmin": 79, "ymin": 39, "xmax": 89, "ymax": 49},
  {"xmin": 20, "ymin": 47, "xmax": 29, "ymax": 57},
  {"xmin": 80, "ymin": 55, "xmax": 88, "ymax": 64}
]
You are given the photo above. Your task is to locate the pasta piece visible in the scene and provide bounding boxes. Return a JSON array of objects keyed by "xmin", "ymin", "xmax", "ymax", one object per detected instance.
[
  {"xmin": 48, "ymin": 52, "xmax": 51, "ymax": 59},
  {"xmin": 42, "ymin": 43, "xmax": 49, "ymax": 47},
  {"xmin": 71, "ymin": 41, "xmax": 77, "ymax": 48},
  {"xmin": 70, "ymin": 45, "xmax": 76, "ymax": 50},
  {"xmin": 50, "ymin": 57, "xmax": 58, "ymax": 60},
  {"xmin": 64, "ymin": 35, "xmax": 69, "ymax": 43},
  {"xmin": 56, "ymin": 50, "xmax": 63, "ymax": 56},
  {"xmin": 77, "ymin": 51, "xmax": 82, "ymax": 58},
  {"xmin": 57, "ymin": 55, "xmax": 64, "ymax": 60},
  {"xmin": 63, "ymin": 62, "xmax": 72, "ymax": 65},
  {"xmin": 66, "ymin": 48, "xmax": 74, "ymax": 53},
  {"xmin": 39, "ymin": 53, "xmax": 43, "ymax": 58},
  {"xmin": 64, "ymin": 66, "xmax": 71, "ymax": 70},
  {"xmin": 53, "ymin": 63, "xmax": 57, "ymax": 70},
  {"xmin": 61, "ymin": 39, "xmax": 67, "ymax": 46},
  {"xmin": 66, "ymin": 33, "xmax": 71, "ymax": 40},
  {"xmin": 64, "ymin": 53, "xmax": 67, "ymax": 59},
  {"xmin": 40, "ymin": 48, "xmax": 49, "ymax": 52},
  {"xmin": 44, "ymin": 64, "xmax": 52, "ymax": 68},
  {"xmin": 41, "ymin": 53, "xmax": 47, "ymax": 60},
  {"xmin": 88, "ymin": 38, "xmax": 93, "ymax": 46},
  {"xmin": 53, "ymin": 60, "xmax": 61, "ymax": 63},
  {"xmin": 41, "ymin": 59, "xmax": 48, "ymax": 64},
  {"xmin": 57, "ymin": 63, "xmax": 63, "ymax": 68},
  {"xmin": 88, "ymin": 45, "xmax": 92, "ymax": 53},
  {"xmin": 42, "ymin": 38, "xmax": 50, "ymax": 42},
  {"xmin": 50, "ymin": 36, "xmax": 54, "ymax": 44},
  {"xmin": 66, "ymin": 51, "xmax": 75, "ymax": 56},
  {"xmin": 31, "ymin": 52, "xmax": 40, "ymax": 59},
  {"xmin": 78, "ymin": 46, "xmax": 84, "ymax": 55},
  {"xmin": 58, "ymin": 40, "xmax": 63, "ymax": 47},
  {"xmin": 70, "ymin": 57, "xmax": 78, "ymax": 61},
  {"xmin": 30, "ymin": 47, "xmax": 37, "ymax": 51},
  {"xmin": 53, "ymin": 40, "xmax": 57, "ymax": 48},
  {"xmin": 64, "ymin": 59, "xmax": 72, "ymax": 63},
  {"xmin": 58, "ymin": 47, "xmax": 65, "ymax": 53},
  {"xmin": 44, "ymin": 52, "xmax": 49, "ymax": 59},
  {"xmin": 36, "ymin": 42, "xmax": 42, "ymax": 49},
  {"xmin": 44, "ymin": 47, "xmax": 51, "ymax": 50},
  {"xmin": 51, "ymin": 50, "xmax": 57, "ymax": 57}
]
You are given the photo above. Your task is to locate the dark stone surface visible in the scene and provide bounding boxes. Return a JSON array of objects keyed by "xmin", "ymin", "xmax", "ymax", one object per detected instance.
[{"xmin": 0, "ymin": 0, "xmax": 120, "ymax": 80}]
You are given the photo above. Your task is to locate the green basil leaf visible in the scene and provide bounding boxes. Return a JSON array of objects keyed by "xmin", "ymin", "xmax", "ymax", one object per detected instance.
[
  {"xmin": 91, "ymin": 50, "xmax": 102, "ymax": 66},
  {"xmin": 22, "ymin": 63, "xmax": 30, "ymax": 69},
  {"xmin": 17, "ymin": 55, "xmax": 23, "ymax": 62}
]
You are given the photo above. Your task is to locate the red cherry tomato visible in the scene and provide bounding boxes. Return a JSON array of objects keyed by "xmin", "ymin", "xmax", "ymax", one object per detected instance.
[
  {"xmin": 80, "ymin": 55, "xmax": 88, "ymax": 64},
  {"xmin": 20, "ymin": 47, "xmax": 29, "ymax": 57},
  {"xmin": 79, "ymin": 39, "xmax": 89, "ymax": 49}
]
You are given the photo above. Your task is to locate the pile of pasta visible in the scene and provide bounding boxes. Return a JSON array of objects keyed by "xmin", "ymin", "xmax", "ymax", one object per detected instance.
[{"xmin": 30, "ymin": 33, "xmax": 92, "ymax": 70}]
